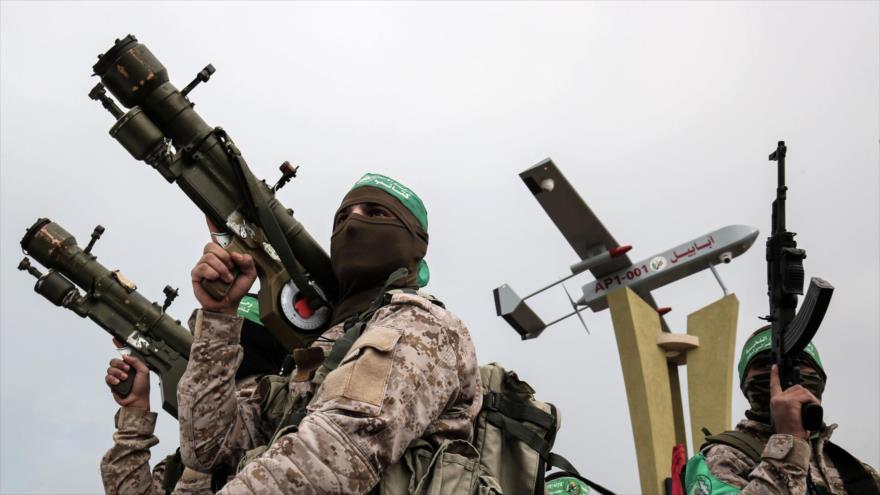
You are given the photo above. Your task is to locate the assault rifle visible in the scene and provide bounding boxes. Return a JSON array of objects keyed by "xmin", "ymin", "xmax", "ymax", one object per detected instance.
[
  {"xmin": 88, "ymin": 35, "xmax": 337, "ymax": 351},
  {"xmin": 19, "ymin": 218, "xmax": 190, "ymax": 417},
  {"xmin": 763, "ymin": 141, "xmax": 834, "ymax": 430}
]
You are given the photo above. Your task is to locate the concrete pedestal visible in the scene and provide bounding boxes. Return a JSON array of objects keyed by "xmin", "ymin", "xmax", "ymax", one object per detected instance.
[
  {"xmin": 608, "ymin": 287, "xmax": 739, "ymax": 493},
  {"xmin": 608, "ymin": 287, "xmax": 676, "ymax": 495},
  {"xmin": 686, "ymin": 294, "xmax": 739, "ymax": 452}
]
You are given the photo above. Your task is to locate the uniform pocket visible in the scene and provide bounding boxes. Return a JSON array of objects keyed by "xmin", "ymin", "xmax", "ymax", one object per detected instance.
[
  {"xmin": 317, "ymin": 327, "xmax": 402, "ymax": 408},
  {"xmin": 415, "ymin": 440, "xmax": 482, "ymax": 495}
]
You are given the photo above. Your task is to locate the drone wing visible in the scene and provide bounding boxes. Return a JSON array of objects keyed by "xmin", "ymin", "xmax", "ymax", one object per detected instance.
[
  {"xmin": 520, "ymin": 158, "xmax": 670, "ymax": 331},
  {"xmin": 519, "ymin": 159, "xmax": 631, "ymax": 278}
]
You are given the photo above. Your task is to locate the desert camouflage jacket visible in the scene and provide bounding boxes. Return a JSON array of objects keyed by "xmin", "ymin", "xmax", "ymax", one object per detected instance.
[
  {"xmin": 176, "ymin": 292, "xmax": 482, "ymax": 495},
  {"xmin": 99, "ymin": 406, "xmax": 210, "ymax": 495},
  {"xmin": 689, "ymin": 418, "xmax": 880, "ymax": 494},
  {"xmin": 100, "ymin": 377, "xmax": 260, "ymax": 495}
]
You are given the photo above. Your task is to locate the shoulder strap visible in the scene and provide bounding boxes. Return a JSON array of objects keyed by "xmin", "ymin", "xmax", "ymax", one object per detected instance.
[
  {"xmin": 824, "ymin": 441, "xmax": 880, "ymax": 495},
  {"xmin": 387, "ymin": 287, "xmax": 445, "ymax": 308},
  {"xmin": 484, "ymin": 393, "xmax": 613, "ymax": 494},
  {"xmin": 702, "ymin": 431, "xmax": 765, "ymax": 463},
  {"xmin": 269, "ymin": 268, "xmax": 411, "ymax": 435},
  {"xmin": 483, "ymin": 392, "xmax": 557, "ymax": 458},
  {"xmin": 161, "ymin": 449, "xmax": 184, "ymax": 495},
  {"xmin": 484, "ymin": 391, "xmax": 557, "ymax": 431},
  {"xmin": 210, "ymin": 464, "xmax": 233, "ymax": 493}
]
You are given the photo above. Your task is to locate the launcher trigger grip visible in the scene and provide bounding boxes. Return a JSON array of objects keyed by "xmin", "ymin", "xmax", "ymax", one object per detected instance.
[
  {"xmin": 202, "ymin": 269, "xmax": 239, "ymax": 300},
  {"xmin": 200, "ymin": 240, "xmax": 247, "ymax": 300},
  {"xmin": 111, "ymin": 368, "xmax": 136, "ymax": 397}
]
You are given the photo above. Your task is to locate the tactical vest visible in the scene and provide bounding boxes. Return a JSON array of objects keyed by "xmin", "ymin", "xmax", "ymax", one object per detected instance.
[
  {"xmin": 690, "ymin": 429, "xmax": 879, "ymax": 495},
  {"xmin": 236, "ymin": 283, "xmax": 614, "ymax": 494}
]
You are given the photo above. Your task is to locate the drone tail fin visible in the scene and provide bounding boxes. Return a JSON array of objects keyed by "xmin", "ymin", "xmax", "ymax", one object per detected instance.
[{"xmin": 493, "ymin": 284, "xmax": 547, "ymax": 340}]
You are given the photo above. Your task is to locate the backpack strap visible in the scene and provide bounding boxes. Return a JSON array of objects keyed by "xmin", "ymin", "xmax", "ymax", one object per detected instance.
[
  {"xmin": 824, "ymin": 441, "xmax": 880, "ymax": 495},
  {"xmin": 264, "ymin": 268, "xmax": 413, "ymax": 436},
  {"xmin": 483, "ymin": 393, "xmax": 617, "ymax": 494},
  {"xmin": 210, "ymin": 464, "xmax": 232, "ymax": 493},
  {"xmin": 483, "ymin": 395, "xmax": 556, "ymax": 458},
  {"xmin": 483, "ymin": 391, "xmax": 557, "ymax": 431},
  {"xmin": 236, "ymin": 268, "xmax": 452, "ymax": 479},
  {"xmin": 701, "ymin": 430, "xmax": 765, "ymax": 464}
]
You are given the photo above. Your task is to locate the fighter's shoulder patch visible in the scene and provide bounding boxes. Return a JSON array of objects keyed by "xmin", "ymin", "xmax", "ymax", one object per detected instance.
[{"xmin": 320, "ymin": 326, "xmax": 402, "ymax": 408}]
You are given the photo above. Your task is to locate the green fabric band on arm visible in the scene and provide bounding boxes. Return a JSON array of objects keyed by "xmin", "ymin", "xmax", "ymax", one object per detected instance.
[
  {"xmin": 237, "ymin": 295, "xmax": 262, "ymax": 325},
  {"xmin": 684, "ymin": 454, "xmax": 741, "ymax": 495},
  {"xmin": 546, "ymin": 476, "xmax": 591, "ymax": 494}
]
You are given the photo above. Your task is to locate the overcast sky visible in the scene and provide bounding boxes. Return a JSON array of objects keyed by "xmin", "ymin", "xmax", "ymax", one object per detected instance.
[{"xmin": 1, "ymin": 2, "xmax": 877, "ymax": 493}]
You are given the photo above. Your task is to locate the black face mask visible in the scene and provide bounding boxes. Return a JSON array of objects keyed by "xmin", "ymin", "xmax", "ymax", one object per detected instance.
[
  {"xmin": 331, "ymin": 215, "xmax": 417, "ymax": 296},
  {"xmin": 330, "ymin": 215, "xmax": 426, "ymax": 325},
  {"xmin": 329, "ymin": 186, "xmax": 429, "ymax": 326},
  {"xmin": 742, "ymin": 372, "xmax": 826, "ymax": 423}
]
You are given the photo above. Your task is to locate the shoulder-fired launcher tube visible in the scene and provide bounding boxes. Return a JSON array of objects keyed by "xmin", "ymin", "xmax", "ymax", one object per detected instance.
[
  {"xmin": 21, "ymin": 218, "xmax": 191, "ymax": 417},
  {"xmin": 91, "ymin": 36, "xmax": 337, "ymax": 348},
  {"xmin": 21, "ymin": 219, "xmax": 192, "ymax": 361},
  {"xmin": 94, "ymin": 36, "xmax": 334, "ymax": 292}
]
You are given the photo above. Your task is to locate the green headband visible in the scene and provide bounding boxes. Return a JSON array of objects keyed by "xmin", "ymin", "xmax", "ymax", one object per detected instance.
[
  {"xmin": 349, "ymin": 173, "xmax": 430, "ymax": 287},
  {"xmin": 351, "ymin": 173, "xmax": 428, "ymax": 231},
  {"xmin": 737, "ymin": 327, "xmax": 824, "ymax": 382}
]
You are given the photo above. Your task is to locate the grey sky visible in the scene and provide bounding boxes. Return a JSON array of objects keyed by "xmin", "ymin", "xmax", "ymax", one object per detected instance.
[{"xmin": 1, "ymin": 2, "xmax": 877, "ymax": 493}]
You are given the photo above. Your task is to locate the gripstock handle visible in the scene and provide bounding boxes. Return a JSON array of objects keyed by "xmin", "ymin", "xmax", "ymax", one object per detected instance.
[
  {"xmin": 110, "ymin": 367, "xmax": 136, "ymax": 397},
  {"xmin": 200, "ymin": 240, "xmax": 246, "ymax": 300},
  {"xmin": 201, "ymin": 269, "xmax": 239, "ymax": 300}
]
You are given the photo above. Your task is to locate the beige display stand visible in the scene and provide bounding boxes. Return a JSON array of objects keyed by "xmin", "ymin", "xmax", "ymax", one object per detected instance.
[
  {"xmin": 685, "ymin": 294, "xmax": 739, "ymax": 452},
  {"xmin": 607, "ymin": 287, "xmax": 739, "ymax": 494}
]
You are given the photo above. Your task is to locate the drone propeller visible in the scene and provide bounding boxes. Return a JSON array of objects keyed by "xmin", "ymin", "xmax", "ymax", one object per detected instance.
[{"xmin": 562, "ymin": 283, "xmax": 590, "ymax": 335}]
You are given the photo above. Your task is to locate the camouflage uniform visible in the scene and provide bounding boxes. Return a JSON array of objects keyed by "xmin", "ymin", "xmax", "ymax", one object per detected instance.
[
  {"xmin": 100, "ymin": 366, "xmax": 261, "ymax": 494},
  {"xmin": 177, "ymin": 291, "xmax": 482, "ymax": 494},
  {"xmin": 695, "ymin": 418, "xmax": 880, "ymax": 494},
  {"xmin": 100, "ymin": 406, "xmax": 211, "ymax": 495}
]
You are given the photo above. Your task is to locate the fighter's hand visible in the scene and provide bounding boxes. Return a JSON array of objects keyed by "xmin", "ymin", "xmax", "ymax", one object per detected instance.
[
  {"xmin": 106, "ymin": 351, "xmax": 150, "ymax": 411},
  {"xmin": 769, "ymin": 364, "xmax": 820, "ymax": 439},
  {"xmin": 192, "ymin": 242, "xmax": 257, "ymax": 315}
]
